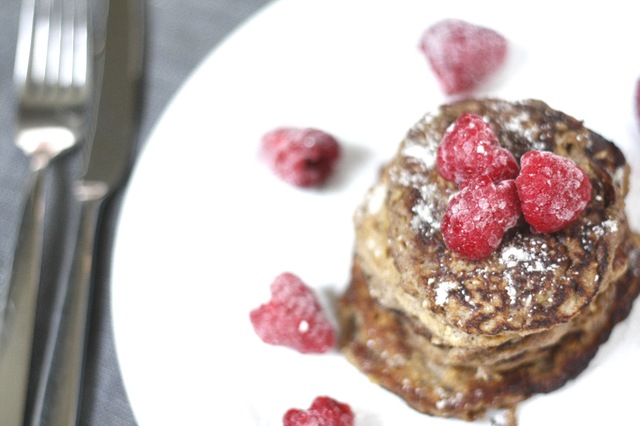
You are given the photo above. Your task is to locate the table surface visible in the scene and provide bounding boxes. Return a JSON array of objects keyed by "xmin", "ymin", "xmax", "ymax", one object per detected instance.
[{"xmin": 0, "ymin": 0, "xmax": 271, "ymax": 424}]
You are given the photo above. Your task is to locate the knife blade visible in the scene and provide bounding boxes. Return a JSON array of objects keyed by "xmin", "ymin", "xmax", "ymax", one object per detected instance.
[{"xmin": 29, "ymin": 0, "xmax": 144, "ymax": 424}]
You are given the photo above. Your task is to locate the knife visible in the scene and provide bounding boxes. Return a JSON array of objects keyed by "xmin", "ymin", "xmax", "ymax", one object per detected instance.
[{"xmin": 29, "ymin": 1, "xmax": 144, "ymax": 424}]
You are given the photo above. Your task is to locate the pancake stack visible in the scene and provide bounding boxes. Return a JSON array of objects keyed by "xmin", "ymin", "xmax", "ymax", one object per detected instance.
[{"xmin": 338, "ymin": 99, "xmax": 640, "ymax": 421}]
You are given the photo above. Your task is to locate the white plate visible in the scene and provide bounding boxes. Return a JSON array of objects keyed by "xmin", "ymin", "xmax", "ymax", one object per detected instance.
[{"xmin": 111, "ymin": 1, "xmax": 640, "ymax": 425}]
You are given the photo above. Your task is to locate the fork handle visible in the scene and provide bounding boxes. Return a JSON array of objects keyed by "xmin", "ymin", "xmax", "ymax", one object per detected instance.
[
  {"xmin": 0, "ymin": 165, "xmax": 48, "ymax": 426},
  {"xmin": 31, "ymin": 182, "xmax": 107, "ymax": 426}
]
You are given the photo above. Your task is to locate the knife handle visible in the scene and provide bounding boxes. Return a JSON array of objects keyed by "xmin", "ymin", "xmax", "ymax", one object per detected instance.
[
  {"xmin": 31, "ymin": 181, "xmax": 106, "ymax": 426},
  {"xmin": 0, "ymin": 165, "xmax": 48, "ymax": 426}
]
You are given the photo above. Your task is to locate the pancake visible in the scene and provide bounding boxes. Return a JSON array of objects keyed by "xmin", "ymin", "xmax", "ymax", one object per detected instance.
[
  {"xmin": 339, "ymin": 236, "xmax": 640, "ymax": 420},
  {"xmin": 386, "ymin": 99, "xmax": 630, "ymax": 336},
  {"xmin": 338, "ymin": 98, "xmax": 640, "ymax": 421}
]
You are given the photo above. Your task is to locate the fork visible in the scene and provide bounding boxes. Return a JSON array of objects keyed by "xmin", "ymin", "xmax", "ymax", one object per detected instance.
[{"xmin": 0, "ymin": 0, "xmax": 91, "ymax": 423}]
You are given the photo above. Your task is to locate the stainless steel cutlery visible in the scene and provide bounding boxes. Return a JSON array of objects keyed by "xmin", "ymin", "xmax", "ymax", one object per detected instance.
[
  {"xmin": 0, "ymin": 0, "xmax": 92, "ymax": 423},
  {"xmin": 0, "ymin": 0, "xmax": 144, "ymax": 424}
]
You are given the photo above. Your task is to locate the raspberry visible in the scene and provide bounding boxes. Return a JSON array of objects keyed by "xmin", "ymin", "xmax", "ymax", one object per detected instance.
[
  {"xmin": 260, "ymin": 127, "xmax": 341, "ymax": 187},
  {"xmin": 441, "ymin": 177, "xmax": 521, "ymax": 260},
  {"xmin": 283, "ymin": 396, "xmax": 354, "ymax": 426},
  {"xmin": 515, "ymin": 151, "xmax": 592, "ymax": 233},
  {"xmin": 418, "ymin": 19, "xmax": 508, "ymax": 95},
  {"xmin": 437, "ymin": 113, "xmax": 519, "ymax": 184},
  {"xmin": 249, "ymin": 273, "xmax": 336, "ymax": 354}
]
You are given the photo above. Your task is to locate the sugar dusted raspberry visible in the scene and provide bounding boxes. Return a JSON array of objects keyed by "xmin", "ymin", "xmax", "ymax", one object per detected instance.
[
  {"xmin": 260, "ymin": 127, "xmax": 341, "ymax": 187},
  {"xmin": 284, "ymin": 396, "xmax": 354, "ymax": 426},
  {"xmin": 250, "ymin": 273, "xmax": 336, "ymax": 354},
  {"xmin": 515, "ymin": 151, "xmax": 592, "ymax": 233},
  {"xmin": 437, "ymin": 113, "xmax": 519, "ymax": 184},
  {"xmin": 490, "ymin": 148, "xmax": 520, "ymax": 182},
  {"xmin": 441, "ymin": 177, "xmax": 521, "ymax": 260},
  {"xmin": 418, "ymin": 19, "xmax": 508, "ymax": 95}
]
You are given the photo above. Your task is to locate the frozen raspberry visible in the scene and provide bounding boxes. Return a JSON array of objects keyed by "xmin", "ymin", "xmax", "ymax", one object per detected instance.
[
  {"xmin": 284, "ymin": 396, "xmax": 354, "ymax": 426},
  {"xmin": 437, "ymin": 113, "xmax": 519, "ymax": 184},
  {"xmin": 260, "ymin": 127, "xmax": 341, "ymax": 187},
  {"xmin": 249, "ymin": 273, "xmax": 336, "ymax": 354},
  {"xmin": 441, "ymin": 177, "xmax": 521, "ymax": 260},
  {"xmin": 515, "ymin": 151, "xmax": 592, "ymax": 233},
  {"xmin": 418, "ymin": 19, "xmax": 508, "ymax": 95}
]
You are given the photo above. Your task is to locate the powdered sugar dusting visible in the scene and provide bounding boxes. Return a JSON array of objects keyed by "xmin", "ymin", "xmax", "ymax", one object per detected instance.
[
  {"xmin": 505, "ymin": 279, "xmax": 517, "ymax": 305},
  {"xmin": 499, "ymin": 239, "xmax": 556, "ymax": 273},
  {"xmin": 391, "ymin": 166, "xmax": 429, "ymax": 190},
  {"xmin": 435, "ymin": 281, "xmax": 458, "ymax": 306},
  {"xmin": 498, "ymin": 239, "xmax": 561, "ymax": 308},
  {"xmin": 402, "ymin": 142, "xmax": 437, "ymax": 169},
  {"xmin": 435, "ymin": 390, "xmax": 465, "ymax": 410},
  {"xmin": 401, "ymin": 114, "xmax": 438, "ymax": 168},
  {"xmin": 588, "ymin": 219, "xmax": 619, "ymax": 242},
  {"xmin": 410, "ymin": 182, "xmax": 443, "ymax": 233},
  {"xmin": 393, "ymin": 112, "xmax": 450, "ymax": 235},
  {"xmin": 498, "ymin": 107, "xmax": 547, "ymax": 150}
]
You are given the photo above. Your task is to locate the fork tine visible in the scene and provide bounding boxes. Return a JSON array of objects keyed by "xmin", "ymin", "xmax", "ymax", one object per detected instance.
[
  {"xmin": 29, "ymin": 0, "xmax": 53, "ymax": 91},
  {"xmin": 59, "ymin": 0, "xmax": 89, "ymax": 94},
  {"xmin": 15, "ymin": 0, "xmax": 90, "ymax": 106},
  {"xmin": 71, "ymin": 0, "xmax": 90, "ymax": 91},
  {"xmin": 58, "ymin": 0, "xmax": 74, "ymax": 88},
  {"xmin": 13, "ymin": 0, "xmax": 36, "ymax": 90},
  {"xmin": 44, "ymin": 0, "xmax": 62, "ymax": 88}
]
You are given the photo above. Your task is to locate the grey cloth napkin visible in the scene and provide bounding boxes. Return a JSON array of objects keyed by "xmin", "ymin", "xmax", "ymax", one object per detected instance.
[{"xmin": 0, "ymin": 0, "xmax": 271, "ymax": 424}]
